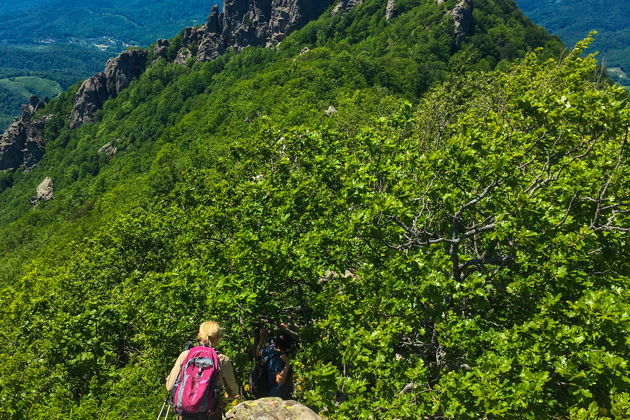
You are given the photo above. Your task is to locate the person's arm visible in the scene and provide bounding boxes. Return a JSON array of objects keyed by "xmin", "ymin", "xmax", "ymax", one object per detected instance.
[
  {"xmin": 275, "ymin": 353, "xmax": 290, "ymax": 386},
  {"xmin": 280, "ymin": 322, "xmax": 300, "ymax": 342},
  {"xmin": 165, "ymin": 351, "xmax": 188, "ymax": 391},
  {"xmin": 219, "ymin": 355, "xmax": 240, "ymax": 399},
  {"xmin": 256, "ymin": 328, "xmax": 268, "ymax": 357}
]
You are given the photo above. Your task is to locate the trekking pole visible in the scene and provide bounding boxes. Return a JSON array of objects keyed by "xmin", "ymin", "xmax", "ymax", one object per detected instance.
[
  {"xmin": 165, "ymin": 403, "xmax": 171, "ymax": 418},
  {"xmin": 157, "ymin": 395, "xmax": 169, "ymax": 420}
]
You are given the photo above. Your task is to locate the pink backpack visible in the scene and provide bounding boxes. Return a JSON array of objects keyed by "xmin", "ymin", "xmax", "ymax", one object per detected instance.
[{"xmin": 171, "ymin": 346, "xmax": 221, "ymax": 415}]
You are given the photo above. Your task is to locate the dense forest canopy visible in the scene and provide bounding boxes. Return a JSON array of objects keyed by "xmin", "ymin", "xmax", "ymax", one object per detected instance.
[{"xmin": 0, "ymin": 0, "xmax": 627, "ymax": 418}]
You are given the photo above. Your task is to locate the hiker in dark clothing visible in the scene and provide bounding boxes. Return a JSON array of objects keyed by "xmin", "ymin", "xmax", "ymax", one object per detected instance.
[{"xmin": 256, "ymin": 326, "xmax": 293, "ymax": 399}]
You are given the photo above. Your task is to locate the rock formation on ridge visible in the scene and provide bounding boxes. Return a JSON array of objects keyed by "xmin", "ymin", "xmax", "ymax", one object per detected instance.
[
  {"xmin": 0, "ymin": 96, "xmax": 52, "ymax": 171},
  {"xmin": 72, "ymin": 1, "xmax": 337, "ymax": 130},
  {"xmin": 167, "ymin": 0, "xmax": 336, "ymax": 65},
  {"xmin": 69, "ymin": 49, "xmax": 148, "ymax": 129}
]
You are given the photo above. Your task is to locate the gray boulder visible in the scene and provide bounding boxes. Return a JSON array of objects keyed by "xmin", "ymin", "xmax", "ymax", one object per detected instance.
[
  {"xmin": 30, "ymin": 177, "xmax": 54, "ymax": 204},
  {"xmin": 225, "ymin": 398, "xmax": 321, "ymax": 420},
  {"xmin": 98, "ymin": 140, "xmax": 118, "ymax": 157}
]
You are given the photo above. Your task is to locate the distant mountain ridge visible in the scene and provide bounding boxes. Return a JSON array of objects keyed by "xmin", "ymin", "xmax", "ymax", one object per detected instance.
[
  {"xmin": 516, "ymin": 0, "xmax": 630, "ymax": 86},
  {"xmin": 0, "ymin": 0, "xmax": 214, "ymax": 47}
]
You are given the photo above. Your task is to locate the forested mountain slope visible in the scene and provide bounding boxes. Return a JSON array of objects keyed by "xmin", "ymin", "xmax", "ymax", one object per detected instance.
[
  {"xmin": 0, "ymin": 0, "xmax": 628, "ymax": 418},
  {"xmin": 0, "ymin": 0, "xmax": 215, "ymax": 130},
  {"xmin": 516, "ymin": 0, "xmax": 630, "ymax": 87}
]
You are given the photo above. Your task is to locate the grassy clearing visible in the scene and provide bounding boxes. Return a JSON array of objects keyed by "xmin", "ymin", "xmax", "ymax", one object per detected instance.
[{"xmin": 0, "ymin": 75, "xmax": 62, "ymax": 101}]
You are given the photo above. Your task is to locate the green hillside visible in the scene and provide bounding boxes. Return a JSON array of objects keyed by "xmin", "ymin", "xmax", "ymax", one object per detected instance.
[
  {"xmin": 0, "ymin": 1, "xmax": 628, "ymax": 418},
  {"xmin": 0, "ymin": 76, "xmax": 62, "ymax": 102},
  {"xmin": 516, "ymin": 0, "xmax": 630, "ymax": 87}
]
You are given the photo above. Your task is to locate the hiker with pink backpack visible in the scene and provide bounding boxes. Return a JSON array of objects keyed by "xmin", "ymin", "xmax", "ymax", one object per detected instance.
[{"xmin": 164, "ymin": 321, "xmax": 240, "ymax": 420}]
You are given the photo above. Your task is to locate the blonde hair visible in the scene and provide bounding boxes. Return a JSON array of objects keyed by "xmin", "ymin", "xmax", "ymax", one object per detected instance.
[{"xmin": 198, "ymin": 321, "xmax": 223, "ymax": 347}]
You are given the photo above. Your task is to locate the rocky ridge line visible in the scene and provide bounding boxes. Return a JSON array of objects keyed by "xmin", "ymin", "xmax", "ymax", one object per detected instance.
[
  {"xmin": 70, "ymin": 0, "xmax": 338, "ymax": 129},
  {"xmin": 69, "ymin": 0, "xmax": 473, "ymax": 130}
]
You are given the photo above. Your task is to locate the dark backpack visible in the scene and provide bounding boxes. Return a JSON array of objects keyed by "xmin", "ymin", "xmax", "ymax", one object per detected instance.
[{"xmin": 248, "ymin": 357, "xmax": 271, "ymax": 399}]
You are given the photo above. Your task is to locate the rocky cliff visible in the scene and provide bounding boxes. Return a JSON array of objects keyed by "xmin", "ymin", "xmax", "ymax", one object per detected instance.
[
  {"xmin": 451, "ymin": 0, "xmax": 473, "ymax": 45},
  {"xmin": 0, "ymin": 96, "xmax": 51, "ymax": 171},
  {"xmin": 69, "ymin": 49, "xmax": 148, "ymax": 129},
  {"xmin": 437, "ymin": 0, "xmax": 473, "ymax": 44},
  {"xmin": 159, "ymin": 0, "xmax": 337, "ymax": 65}
]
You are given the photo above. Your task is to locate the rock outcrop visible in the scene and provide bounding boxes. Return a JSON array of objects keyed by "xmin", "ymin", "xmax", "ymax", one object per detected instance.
[
  {"xmin": 153, "ymin": 39, "xmax": 171, "ymax": 62},
  {"xmin": 30, "ymin": 177, "xmax": 54, "ymax": 204},
  {"xmin": 385, "ymin": 0, "xmax": 396, "ymax": 21},
  {"xmin": 331, "ymin": 0, "xmax": 363, "ymax": 16},
  {"xmin": 69, "ymin": 49, "xmax": 148, "ymax": 128},
  {"xmin": 98, "ymin": 140, "xmax": 118, "ymax": 157},
  {"xmin": 21, "ymin": 95, "xmax": 45, "ymax": 117},
  {"xmin": 225, "ymin": 397, "xmax": 321, "ymax": 420},
  {"xmin": 436, "ymin": 0, "xmax": 473, "ymax": 44},
  {"xmin": 451, "ymin": 0, "xmax": 473, "ymax": 45},
  {"xmin": 0, "ymin": 96, "xmax": 52, "ymax": 171},
  {"xmin": 158, "ymin": 0, "xmax": 335, "ymax": 65}
]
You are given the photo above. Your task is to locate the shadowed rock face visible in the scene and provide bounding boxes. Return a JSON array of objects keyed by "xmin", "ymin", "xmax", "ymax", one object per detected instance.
[
  {"xmin": 69, "ymin": 49, "xmax": 148, "ymax": 128},
  {"xmin": 225, "ymin": 397, "xmax": 322, "ymax": 419},
  {"xmin": 385, "ymin": 0, "xmax": 396, "ymax": 21},
  {"xmin": 452, "ymin": 0, "xmax": 473, "ymax": 45},
  {"xmin": 0, "ymin": 96, "xmax": 51, "ymax": 171}
]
